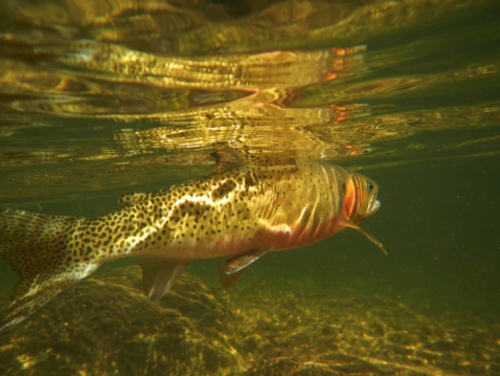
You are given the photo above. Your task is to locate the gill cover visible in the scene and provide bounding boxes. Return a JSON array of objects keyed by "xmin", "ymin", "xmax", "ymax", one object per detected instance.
[{"xmin": 343, "ymin": 174, "xmax": 387, "ymax": 255}]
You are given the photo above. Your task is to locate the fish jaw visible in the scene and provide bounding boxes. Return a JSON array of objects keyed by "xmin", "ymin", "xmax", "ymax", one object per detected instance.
[{"xmin": 369, "ymin": 199, "xmax": 381, "ymax": 215}]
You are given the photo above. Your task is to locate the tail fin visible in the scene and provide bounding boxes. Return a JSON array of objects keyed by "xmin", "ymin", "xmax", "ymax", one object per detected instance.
[{"xmin": 0, "ymin": 208, "xmax": 94, "ymax": 334}]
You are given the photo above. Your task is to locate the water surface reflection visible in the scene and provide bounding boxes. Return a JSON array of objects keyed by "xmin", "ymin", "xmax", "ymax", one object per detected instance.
[{"xmin": 0, "ymin": 1, "xmax": 498, "ymax": 375}]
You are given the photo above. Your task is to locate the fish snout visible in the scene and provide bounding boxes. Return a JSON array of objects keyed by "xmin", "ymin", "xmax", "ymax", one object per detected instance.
[
  {"xmin": 369, "ymin": 198, "xmax": 380, "ymax": 215},
  {"xmin": 359, "ymin": 175, "xmax": 380, "ymax": 219}
]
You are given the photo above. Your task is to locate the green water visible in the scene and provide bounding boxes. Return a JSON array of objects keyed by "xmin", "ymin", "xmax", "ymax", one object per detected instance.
[{"xmin": 0, "ymin": 0, "xmax": 499, "ymax": 374}]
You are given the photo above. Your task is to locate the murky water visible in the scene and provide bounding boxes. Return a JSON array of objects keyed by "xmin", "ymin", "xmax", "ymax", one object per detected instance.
[{"xmin": 0, "ymin": 0, "xmax": 498, "ymax": 374}]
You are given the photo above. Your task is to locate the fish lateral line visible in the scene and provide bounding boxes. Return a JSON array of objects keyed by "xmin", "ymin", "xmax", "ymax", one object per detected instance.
[{"xmin": 0, "ymin": 160, "xmax": 384, "ymax": 333}]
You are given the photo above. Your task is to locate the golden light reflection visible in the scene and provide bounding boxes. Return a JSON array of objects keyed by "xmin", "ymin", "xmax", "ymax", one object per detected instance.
[
  {"xmin": 0, "ymin": 0, "xmax": 497, "ymax": 195},
  {"xmin": 0, "ymin": 2, "xmax": 497, "ymax": 374}
]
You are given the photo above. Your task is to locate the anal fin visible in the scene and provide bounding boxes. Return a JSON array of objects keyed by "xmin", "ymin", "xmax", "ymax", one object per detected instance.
[{"xmin": 140, "ymin": 258, "xmax": 190, "ymax": 301}]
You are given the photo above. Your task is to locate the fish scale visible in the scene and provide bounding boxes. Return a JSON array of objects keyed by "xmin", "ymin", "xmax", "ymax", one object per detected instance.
[{"xmin": 0, "ymin": 157, "xmax": 384, "ymax": 333}]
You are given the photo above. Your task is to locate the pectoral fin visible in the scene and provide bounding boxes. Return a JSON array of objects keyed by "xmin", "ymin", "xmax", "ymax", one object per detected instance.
[
  {"xmin": 139, "ymin": 258, "xmax": 190, "ymax": 301},
  {"xmin": 343, "ymin": 221, "xmax": 387, "ymax": 255}
]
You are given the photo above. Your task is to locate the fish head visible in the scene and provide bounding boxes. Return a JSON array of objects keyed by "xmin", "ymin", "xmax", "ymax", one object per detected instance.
[{"xmin": 343, "ymin": 172, "xmax": 380, "ymax": 223}]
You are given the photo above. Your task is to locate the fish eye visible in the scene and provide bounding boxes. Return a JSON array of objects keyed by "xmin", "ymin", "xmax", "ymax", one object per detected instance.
[{"xmin": 367, "ymin": 182, "xmax": 374, "ymax": 191}]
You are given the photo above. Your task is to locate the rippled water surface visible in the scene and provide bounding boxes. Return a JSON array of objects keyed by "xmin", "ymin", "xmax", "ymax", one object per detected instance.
[{"xmin": 0, "ymin": 0, "xmax": 498, "ymax": 375}]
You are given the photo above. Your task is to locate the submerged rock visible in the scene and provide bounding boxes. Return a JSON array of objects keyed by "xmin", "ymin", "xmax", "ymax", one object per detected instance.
[
  {"xmin": 0, "ymin": 267, "xmax": 497, "ymax": 375},
  {"xmin": 0, "ymin": 266, "xmax": 246, "ymax": 375}
]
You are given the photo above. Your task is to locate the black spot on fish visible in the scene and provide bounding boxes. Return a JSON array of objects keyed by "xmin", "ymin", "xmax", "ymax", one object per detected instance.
[
  {"xmin": 245, "ymin": 172, "xmax": 256, "ymax": 187},
  {"xmin": 211, "ymin": 179, "xmax": 237, "ymax": 200}
]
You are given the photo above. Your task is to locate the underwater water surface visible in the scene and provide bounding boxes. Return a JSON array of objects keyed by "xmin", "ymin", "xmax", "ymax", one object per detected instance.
[{"xmin": 0, "ymin": 0, "xmax": 498, "ymax": 375}]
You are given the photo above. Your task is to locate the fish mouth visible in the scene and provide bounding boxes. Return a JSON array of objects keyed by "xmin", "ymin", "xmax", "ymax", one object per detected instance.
[{"xmin": 368, "ymin": 198, "xmax": 380, "ymax": 215}]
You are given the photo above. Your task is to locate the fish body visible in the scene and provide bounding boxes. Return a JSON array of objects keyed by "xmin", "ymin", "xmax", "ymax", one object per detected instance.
[{"xmin": 0, "ymin": 158, "xmax": 383, "ymax": 333}]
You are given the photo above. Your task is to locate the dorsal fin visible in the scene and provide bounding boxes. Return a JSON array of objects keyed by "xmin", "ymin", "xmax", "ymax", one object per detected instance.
[
  {"xmin": 210, "ymin": 150, "xmax": 247, "ymax": 174},
  {"xmin": 118, "ymin": 191, "xmax": 148, "ymax": 206}
]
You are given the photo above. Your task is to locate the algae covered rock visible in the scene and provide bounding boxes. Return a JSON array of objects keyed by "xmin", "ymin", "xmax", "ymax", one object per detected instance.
[
  {"xmin": 0, "ymin": 267, "xmax": 498, "ymax": 375},
  {"xmin": 0, "ymin": 266, "xmax": 246, "ymax": 375}
]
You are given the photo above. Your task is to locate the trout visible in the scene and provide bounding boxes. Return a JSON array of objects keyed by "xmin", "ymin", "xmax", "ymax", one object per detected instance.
[{"xmin": 0, "ymin": 156, "xmax": 385, "ymax": 333}]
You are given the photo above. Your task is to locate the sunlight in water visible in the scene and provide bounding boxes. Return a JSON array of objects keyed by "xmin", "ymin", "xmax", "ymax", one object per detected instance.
[{"xmin": 0, "ymin": 0, "xmax": 498, "ymax": 375}]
